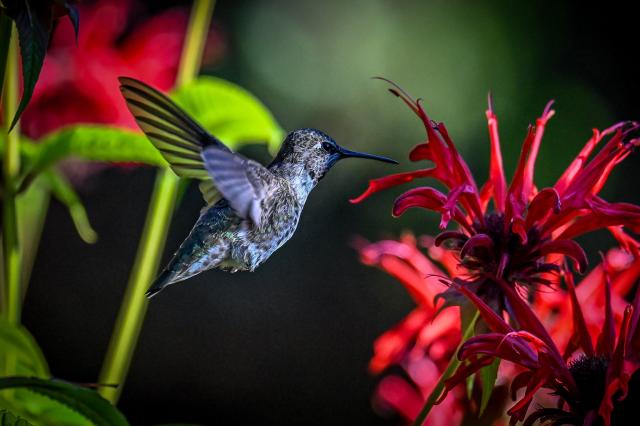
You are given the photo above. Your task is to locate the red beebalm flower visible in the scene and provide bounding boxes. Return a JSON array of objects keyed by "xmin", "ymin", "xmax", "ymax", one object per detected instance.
[
  {"xmin": 20, "ymin": 0, "xmax": 222, "ymax": 139},
  {"xmin": 357, "ymin": 234, "xmax": 465, "ymax": 425},
  {"xmin": 534, "ymin": 250, "xmax": 640, "ymax": 357},
  {"xmin": 438, "ymin": 256, "xmax": 640, "ymax": 425},
  {"xmin": 358, "ymin": 236, "xmax": 640, "ymax": 425},
  {"xmin": 351, "ymin": 80, "xmax": 640, "ymax": 310}
]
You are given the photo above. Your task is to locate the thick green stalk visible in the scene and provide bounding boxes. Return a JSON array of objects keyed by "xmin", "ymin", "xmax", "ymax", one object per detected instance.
[
  {"xmin": 2, "ymin": 24, "xmax": 22, "ymax": 324},
  {"xmin": 412, "ymin": 310, "xmax": 480, "ymax": 426},
  {"xmin": 98, "ymin": 0, "xmax": 216, "ymax": 403}
]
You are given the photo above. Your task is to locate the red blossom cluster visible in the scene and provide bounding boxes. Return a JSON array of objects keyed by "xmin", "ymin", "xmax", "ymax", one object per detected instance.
[
  {"xmin": 21, "ymin": 0, "xmax": 222, "ymax": 139},
  {"xmin": 355, "ymin": 81, "xmax": 640, "ymax": 425}
]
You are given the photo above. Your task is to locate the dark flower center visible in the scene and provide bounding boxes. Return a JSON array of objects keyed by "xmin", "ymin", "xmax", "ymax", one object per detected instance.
[
  {"xmin": 442, "ymin": 212, "xmax": 557, "ymax": 287},
  {"xmin": 549, "ymin": 355, "xmax": 640, "ymax": 425},
  {"xmin": 567, "ymin": 355, "xmax": 609, "ymax": 415}
]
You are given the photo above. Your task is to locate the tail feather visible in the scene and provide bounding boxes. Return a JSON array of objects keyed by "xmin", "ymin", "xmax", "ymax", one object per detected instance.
[{"xmin": 146, "ymin": 269, "xmax": 177, "ymax": 299}]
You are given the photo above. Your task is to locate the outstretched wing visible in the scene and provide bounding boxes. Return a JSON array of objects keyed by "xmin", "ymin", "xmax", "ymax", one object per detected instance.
[
  {"xmin": 119, "ymin": 76, "xmax": 228, "ymax": 204},
  {"xmin": 202, "ymin": 147, "xmax": 275, "ymax": 227}
]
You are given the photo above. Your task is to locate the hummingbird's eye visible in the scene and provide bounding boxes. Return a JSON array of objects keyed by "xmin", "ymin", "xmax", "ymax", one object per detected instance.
[{"xmin": 321, "ymin": 142, "xmax": 336, "ymax": 153}]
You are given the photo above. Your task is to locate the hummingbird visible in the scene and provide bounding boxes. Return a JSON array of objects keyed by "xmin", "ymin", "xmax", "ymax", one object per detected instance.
[{"xmin": 119, "ymin": 77, "xmax": 397, "ymax": 298}]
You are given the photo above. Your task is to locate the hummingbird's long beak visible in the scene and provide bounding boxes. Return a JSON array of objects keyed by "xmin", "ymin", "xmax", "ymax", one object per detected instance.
[{"xmin": 337, "ymin": 146, "xmax": 398, "ymax": 164}]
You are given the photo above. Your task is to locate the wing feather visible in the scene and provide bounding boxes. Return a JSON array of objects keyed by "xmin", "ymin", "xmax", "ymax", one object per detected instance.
[
  {"xmin": 201, "ymin": 147, "xmax": 274, "ymax": 227},
  {"xmin": 119, "ymin": 76, "xmax": 229, "ymax": 203}
]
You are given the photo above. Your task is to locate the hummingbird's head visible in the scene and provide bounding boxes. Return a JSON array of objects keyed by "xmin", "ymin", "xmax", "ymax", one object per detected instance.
[{"xmin": 270, "ymin": 128, "xmax": 397, "ymax": 184}]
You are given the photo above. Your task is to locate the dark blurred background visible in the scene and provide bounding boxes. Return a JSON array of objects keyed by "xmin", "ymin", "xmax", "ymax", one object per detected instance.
[{"xmin": 22, "ymin": 0, "xmax": 640, "ymax": 424}]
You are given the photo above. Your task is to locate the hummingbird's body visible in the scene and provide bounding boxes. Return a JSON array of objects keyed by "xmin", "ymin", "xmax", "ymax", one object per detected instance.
[
  {"xmin": 160, "ymin": 168, "xmax": 303, "ymax": 283},
  {"xmin": 119, "ymin": 77, "xmax": 396, "ymax": 297}
]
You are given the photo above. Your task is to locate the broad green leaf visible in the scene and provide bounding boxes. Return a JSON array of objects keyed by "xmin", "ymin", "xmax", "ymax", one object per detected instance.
[
  {"xmin": 172, "ymin": 76, "xmax": 285, "ymax": 154},
  {"xmin": 0, "ymin": 321, "xmax": 86, "ymax": 425},
  {"xmin": 0, "ymin": 409, "xmax": 35, "ymax": 426},
  {"xmin": 1, "ymin": 391, "xmax": 90, "ymax": 426},
  {"xmin": 16, "ymin": 76, "xmax": 283, "ymax": 183},
  {"xmin": 478, "ymin": 358, "xmax": 500, "ymax": 417},
  {"xmin": 42, "ymin": 170, "xmax": 98, "ymax": 244},
  {"xmin": 27, "ymin": 126, "xmax": 167, "ymax": 177},
  {"xmin": 0, "ymin": 319, "xmax": 49, "ymax": 378},
  {"xmin": 0, "ymin": 323, "xmax": 90, "ymax": 425},
  {"xmin": 0, "ymin": 377, "xmax": 128, "ymax": 426},
  {"xmin": 5, "ymin": 0, "xmax": 51, "ymax": 131}
]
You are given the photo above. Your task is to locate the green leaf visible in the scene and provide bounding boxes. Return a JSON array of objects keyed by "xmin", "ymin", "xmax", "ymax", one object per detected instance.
[
  {"xmin": 478, "ymin": 358, "xmax": 500, "ymax": 417},
  {"xmin": 5, "ymin": 0, "xmax": 51, "ymax": 131},
  {"xmin": 0, "ymin": 377, "xmax": 129, "ymax": 426},
  {"xmin": 0, "ymin": 323, "xmax": 90, "ymax": 425},
  {"xmin": 172, "ymin": 76, "xmax": 285, "ymax": 154},
  {"xmin": 42, "ymin": 170, "xmax": 98, "ymax": 244},
  {"xmin": 466, "ymin": 371, "xmax": 474, "ymax": 400},
  {"xmin": 0, "ymin": 409, "xmax": 35, "ymax": 426},
  {"xmin": 0, "ymin": 319, "xmax": 49, "ymax": 378},
  {"xmin": 26, "ymin": 126, "xmax": 167, "ymax": 178},
  {"xmin": 17, "ymin": 76, "xmax": 283, "ymax": 185}
]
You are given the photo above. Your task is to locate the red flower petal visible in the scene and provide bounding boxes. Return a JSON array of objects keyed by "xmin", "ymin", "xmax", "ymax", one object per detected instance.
[
  {"xmin": 392, "ymin": 187, "xmax": 472, "ymax": 231},
  {"xmin": 595, "ymin": 261, "xmax": 617, "ymax": 357},
  {"xmin": 349, "ymin": 169, "xmax": 436, "ymax": 204},
  {"xmin": 485, "ymin": 94, "xmax": 507, "ymax": 212},
  {"xmin": 525, "ymin": 187, "xmax": 561, "ymax": 229},
  {"xmin": 536, "ymin": 239, "xmax": 588, "ymax": 273},
  {"xmin": 599, "ymin": 305, "xmax": 635, "ymax": 426},
  {"xmin": 563, "ymin": 271, "xmax": 595, "ymax": 358},
  {"xmin": 450, "ymin": 280, "xmax": 512, "ymax": 335}
]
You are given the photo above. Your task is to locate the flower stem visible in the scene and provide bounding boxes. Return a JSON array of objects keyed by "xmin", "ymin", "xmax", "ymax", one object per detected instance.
[
  {"xmin": 1, "ymin": 22, "xmax": 22, "ymax": 325},
  {"xmin": 0, "ymin": 14, "xmax": 12, "ymax": 100},
  {"xmin": 97, "ymin": 0, "xmax": 216, "ymax": 404},
  {"xmin": 412, "ymin": 310, "xmax": 480, "ymax": 426}
]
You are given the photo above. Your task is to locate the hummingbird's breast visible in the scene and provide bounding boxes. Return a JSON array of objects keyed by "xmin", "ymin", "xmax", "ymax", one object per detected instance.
[{"xmin": 226, "ymin": 181, "xmax": 304, "ymax": 270}]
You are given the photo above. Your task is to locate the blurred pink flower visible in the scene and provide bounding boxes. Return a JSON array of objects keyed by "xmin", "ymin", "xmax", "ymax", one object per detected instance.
[
  {"xmin": 20, "ymin": 0, "xmax": 222, "ymax": 139},
  {"xmin": 357, "ymin": 234, "xmax": 465, "ymax": 425},
  {"xmin": 534, "ymin": 250, "xmax": 640, "ymax": 357}
]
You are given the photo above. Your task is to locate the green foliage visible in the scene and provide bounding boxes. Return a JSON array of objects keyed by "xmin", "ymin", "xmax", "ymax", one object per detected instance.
[
  {"xmin": 0, "ymin": 321, "xmax": 90, "ymax": 425},
  {"xmin": 0, "ymin": 377, "xmax": 128, "ymax": 426},
  {"xmin": 19, "ymin": 75, "xmax": 285, "ymax": 183},
  {"xmin": 0, "ymin": 319, "xmax": 49, "ymax": 378},
  {"xmin": 4, "ymin": 0, "xmax": 50, "ymax": 131},
  {"xmin": 42, "ymin": 170, "xmax": 98, "ymax": 244},
  {"xmin": 23, "ymin": 76, "xmax": 284, "ymax": 180},
  {"xmin": 172, "ymin": 76, "xmax": 285, "ymax": 154},
  {"xmin": 26, "ymin": 126, "xmax": 167, "ymax": 178},
  {"xmin": 459, "ymin": 300, "xmax": 499, "ymax": 416},
  {"xmin": 478, "ymin": 358, "xmax": 500, "ymax": 416},
  {"xmin": 0, "ymin": 409, "xmax": 34, "ymax": 426},
  {"xmin": 0, "ymin": 71, "xmax": 281, "ymax": 422},
  {"xmin": 0, "ymin": 75, "xmax": 284, "ymax": 244}
]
